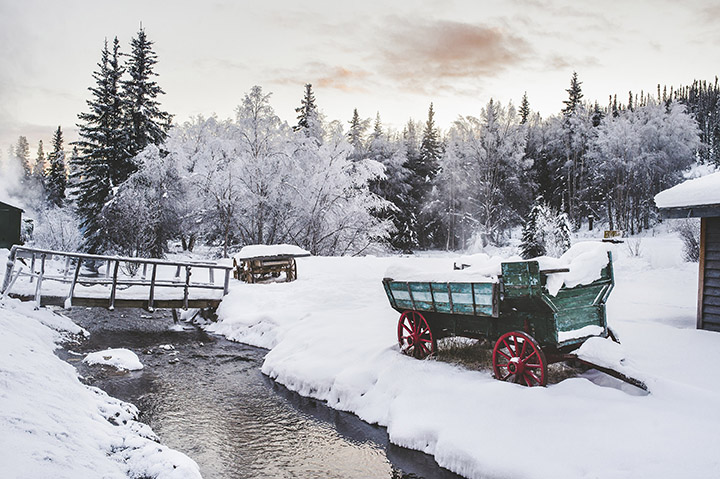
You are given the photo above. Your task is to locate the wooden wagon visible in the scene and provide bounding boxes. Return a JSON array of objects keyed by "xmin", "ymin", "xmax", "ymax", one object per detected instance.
[
  {"xmin": 382, "ymin": 253, "xmax": 616, "ymax": 387},
  {"xmin": 232, "ymin": 245, "xmax": 311, "ymax": 284}
]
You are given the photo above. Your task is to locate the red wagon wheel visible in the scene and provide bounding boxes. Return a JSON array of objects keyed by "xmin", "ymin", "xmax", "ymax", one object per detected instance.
[
  {"xmin": 397, "ymin": 311, "xmax": 436, "ymax": 359},
  {"xmin": 492, "ymin": 331, "xmax": 547, "ymax": 387}
]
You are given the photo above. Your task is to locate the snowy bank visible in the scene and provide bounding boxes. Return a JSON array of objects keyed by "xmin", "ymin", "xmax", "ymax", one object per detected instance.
[
  {"xmin": 0, "ymin": 298, "xmax": 200, "ymax": 479},
  {"xmin": 208, "ymin": 238, "xmax": 720, "ymax": 479}
]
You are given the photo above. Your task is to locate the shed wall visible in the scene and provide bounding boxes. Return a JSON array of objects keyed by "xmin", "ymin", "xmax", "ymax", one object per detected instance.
[
  {"xmin": 0, "ymin": 206, "xmax": 22, "ymax": 249},
  {"xmin": 700, "ymin": 217, "xmax": 720, "ymax": 331}
]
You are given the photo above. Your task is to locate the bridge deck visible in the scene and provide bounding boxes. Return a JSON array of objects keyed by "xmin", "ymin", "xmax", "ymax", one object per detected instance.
[{"xmin": 2, "ymin": 246, "xmax": 234, "ymax": 311}]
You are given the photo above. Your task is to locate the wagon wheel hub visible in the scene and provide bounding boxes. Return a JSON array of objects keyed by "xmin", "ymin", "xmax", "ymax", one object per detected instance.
[{"xmin": 507, "ymin": 358, "xmax": 523, "ymax": 375}]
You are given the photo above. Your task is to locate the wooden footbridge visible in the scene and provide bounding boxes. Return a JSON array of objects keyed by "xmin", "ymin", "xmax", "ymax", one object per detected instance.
[{"xmin": 1, "ymin": 246, "xmax": 234, "ymax": 311}]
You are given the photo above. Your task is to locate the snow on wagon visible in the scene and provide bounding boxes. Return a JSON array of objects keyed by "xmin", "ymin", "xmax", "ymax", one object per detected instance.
[{"xmin": 382, "ymin": 243, "xmax": 619, "ymax": 387}]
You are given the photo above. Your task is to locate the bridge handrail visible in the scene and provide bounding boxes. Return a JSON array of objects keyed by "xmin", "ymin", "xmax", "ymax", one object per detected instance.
[
  {"xmin": 2, "ymin": 245, "xmax": 234, "ymax": 311},
  {"xmin": 6, "ymin": 245, "xmax": 233, "ymax": 269}
]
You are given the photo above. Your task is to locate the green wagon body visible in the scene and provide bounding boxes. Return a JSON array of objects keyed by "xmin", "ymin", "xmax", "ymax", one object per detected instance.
[{"xmin": 382, "ymin": 252, "xmax": 614, "ymax": 352}]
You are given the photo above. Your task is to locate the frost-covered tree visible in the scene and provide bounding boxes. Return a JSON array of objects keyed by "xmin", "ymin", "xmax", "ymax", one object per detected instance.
[
  {"xmin": 447, "ymin": 99, "xmax": 528, "ymax": 247},
  {"xmin": 101, "ymin": 145, "xmax": 183, "ymax": 258},
  {"xmin": 520, "ymin": 198, "xmax": 547, "ymax": 259},
  {"xmin": 519, "ymin": 197, "xmax": 572, "ymax": 258},
  {"xmin": 71, "ymin": 37, "xmax": 127, "ymax": 253},
  {"xmin": 46, "ymin": 126, "xmax": 67, "ymax": 207},
  {"xmin": 519, "ymin": 92, "xmax": 530, "ymax": 125},
  {"xmin": 367, "ymin": 122, "xmax": 414, "ymax": 251},
  {"xmin": 122, "ymin": 26, "xmax": 171, "ymax": 161},
  {"xmin": 31, "ymin": 206, "xmax": 82, "ymax": 252},
  {"xmin": 589, "ymin": 100, "xmax": 700, "ymax": 233}
]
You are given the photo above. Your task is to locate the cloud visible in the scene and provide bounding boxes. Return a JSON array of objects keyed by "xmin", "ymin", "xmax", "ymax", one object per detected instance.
[
  {"xmin": 374, "ymin": 18, "xmax": 532, "ymax": 94},
  {"xmin": 266, "ymin": 63, "xmax": 373, "ymax": 93}
]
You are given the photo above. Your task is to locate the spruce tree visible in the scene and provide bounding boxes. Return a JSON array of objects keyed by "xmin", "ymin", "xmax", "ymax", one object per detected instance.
[
  {"xmin": 562, "ymin": 71, "xmax": 584, "ymax": 117},
  {"xmin": 15, "ymin": 136, "xmax": 31, "ymax": 179},
  {"xmin": 410, "ymin": 103, "xmax": 443, "ymax": 248},
  {"xmin": 46, "ymin": 126, "xmax": 67, "ymax": 207},
  {"xmin": 519, "ymin": 92, "xmax": 530, "ymax": 125},
  {"xmin": 71, "ymin": 37, "xmax": 127, "ymax": 253},
  {"xmin": 347, "ymin": 108, "xmax": 366, "ymax": 156},
  {"xmin": 520, "ymin": 198, "xmax": 547, "ymax": 259},
  {"xmin": 122, "ymin": 26, "xmax": 171, "ymax": 164},
  {"xmin": 294, "ymin": 83, "xmax": 321, "ymax": 142},
  {"xmin": 33, "ymin": 140, "xmax": 46, "ymax": 180}
]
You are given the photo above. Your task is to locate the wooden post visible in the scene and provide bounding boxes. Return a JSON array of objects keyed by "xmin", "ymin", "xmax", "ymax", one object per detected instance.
[
  {"xmin": 698, "ymin": 217, "xmax": 707, "ymax": 330},
  {"xmin": 66, "ymin": 257, "xmax": 82, "ymax": 308},
  {"xmin": 34, "ymin": 254, "xmax": 46, "ymax": 309},
  {"xmin": 109, "ymin": 260, "xmax": 120, "ymax": 310},
  {"xmin": 209, "ymin": 267, "xmax": 215, "ymax": 284},
  {"xmin": 30, "ymin": 253, "xmax": 36, "ymax": 284},
  {"xmin": 183, "ymin": 266, "xmax": 191, "ymax": 310},
  {"xmin": 223, "ymin": 268, "xmax": 231, "ymax": 295},
  {"xmin": 148, "ymin": 264, "xmax": 158, "ymax": 312},
  {"xmin": 105, "ymin": 260, "xmax": 112, "ymax": 278},
  {"xmin": 142, "ymin": 263, "xmax": 148, "ymax": 280},
  {"xmin": 63, "ymin": 256, "xmax": 71, "ymax": 278},
  {"xmin": 175, "ymin": 265, "xmax": 181, "ymax": 278},
  {"xmin": 1, "ymin": 246, "xmax": 17, "ymax": 294}
]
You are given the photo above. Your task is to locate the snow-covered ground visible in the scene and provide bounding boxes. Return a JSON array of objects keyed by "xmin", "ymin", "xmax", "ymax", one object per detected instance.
[
  {"xmin": 2, "ymin": 230, "xmax": 718, "ymax": 479},
  {"xmin": 207, "ymin": 232, "xmax": 720, "ymax": 479},
  {"xmin": 0, "ymin": 287, "xmax": 201, "ymax": 478}
]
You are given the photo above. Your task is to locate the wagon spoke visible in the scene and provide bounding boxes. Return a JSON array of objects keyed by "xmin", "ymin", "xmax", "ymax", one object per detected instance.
[
  {"xmin": 519, "ymin": 340, "xmax": 528, "ymax": 359},
  {"xmin": 502, "ymin": 338, "xmax": 516, "ymax": 356},
  {"xmin": 527, "ymin": 372, "xmax": 541, "ymax": 385},
  {"xmin": 496, "ymin": 350, "xmax": 511, "ymax": 360}
]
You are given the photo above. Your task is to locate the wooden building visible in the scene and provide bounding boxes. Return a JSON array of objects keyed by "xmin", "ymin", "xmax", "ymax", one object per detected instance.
[
  {"xmin": 656, "ymin": 172, "xmax": 720, "ymax": 331},
  {"xmin": 0, "ymin": 201, "xmax": 23, "ymax": 250}
]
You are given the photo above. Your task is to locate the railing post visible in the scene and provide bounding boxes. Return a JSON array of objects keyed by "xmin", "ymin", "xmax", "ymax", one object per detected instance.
[
  {"xmin": 66, "ymin": 257, "xmax": 82, "ymax": 308},
  {"xmin": 183, "ymin": 266, "xmax": 191, "ymax": 310},
  {"xmin": 209, "ymin": 267, "xmax": 214, "ymax": 284},
  {"xmin": 109, "ymin": 259, "xmax": 120, "ymax": 310},
  {"xmin": 29, "ymin": 253, "xmax": 36, "ymax": 284},
  {"xmin": 142, "ymin": 263, "xmax": 148, "ymax": 280},
  {"xmin": 223, "ymin": 268, "xmax": 231, "ymax": 296},
  {"xmin": 1, "ymin": 245, "xmax": 17, "ymax": 294},
  {"xmin": 34, "ymin": 253, "xmax": 46, "ymax": 309},
  {"xmin": 148, "ymin": 264, "xmax": 158, "ymax": 312},
  {"xmin": 63, "ymin": 256, "xmax": 71, "ymax": 278}
]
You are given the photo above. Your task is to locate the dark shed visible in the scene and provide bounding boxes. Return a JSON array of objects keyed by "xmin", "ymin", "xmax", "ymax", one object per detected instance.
[
  {"xmin": 655, "ymin": 172, "xmax": 720, "ymax": 332},
  {"xmin": 0, "ymin": 201, "xmax": 23, "ymax": 250}
]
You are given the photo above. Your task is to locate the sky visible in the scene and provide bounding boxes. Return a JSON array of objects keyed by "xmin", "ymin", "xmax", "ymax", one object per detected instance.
[{"xmin": 1, "ymin": 0, "xmax": 719, "ymax": 157}]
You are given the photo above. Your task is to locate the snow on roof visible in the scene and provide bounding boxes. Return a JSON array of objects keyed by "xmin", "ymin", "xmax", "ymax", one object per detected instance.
[
  {"xmin": 234, "ymin": 244, "xmax": 311, "ymax": 260},
  {"xmin": 654, "ymin": 171, "xmax": 720, "ymax": 209}
]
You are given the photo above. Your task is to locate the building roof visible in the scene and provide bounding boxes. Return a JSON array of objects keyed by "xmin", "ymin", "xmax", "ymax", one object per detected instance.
[
  {"xmin": 655, "ymin": 171, "xmax": 720, "ymax": 218},
  {"xmin": 0, "ymin": 200, "xmax": 24, "ymax": 213}
]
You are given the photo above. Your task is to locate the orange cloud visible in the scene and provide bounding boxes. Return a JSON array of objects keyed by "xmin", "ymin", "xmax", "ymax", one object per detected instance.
[{"xmin": 377, "ymin": 18, "xmax": 531, "ymax": 91}]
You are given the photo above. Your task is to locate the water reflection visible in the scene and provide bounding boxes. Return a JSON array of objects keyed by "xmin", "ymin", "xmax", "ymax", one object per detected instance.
[{"xmin": 61, "ymin": 308, "xmax": 463, "ymax": 479}]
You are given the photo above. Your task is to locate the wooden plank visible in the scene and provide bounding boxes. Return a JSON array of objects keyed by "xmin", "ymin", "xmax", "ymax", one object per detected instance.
[
  {"xmin": 703, "ymin": 259, "xmax": 720, "ymax": 270},
  {"xmin": 10, "ymin": 295, "xmax": 222, "ymax": 310},
  {"xmin": 701, "ymin": 304, "xmax": 720, "ymax": 316},
  {"xmin": 704, "ymin": 277, "xmax": 720, "ymax": 288},
  {"xmin": 702, "ymin": 312, "xmax": 720, "ymax": 325},
  {"xmin": 702, "ymin": 286, "xmax": 720, "ymax": 298},
  {"xmin": 703, "ymin": 295, "xmax": 720, "ymax": 307}
]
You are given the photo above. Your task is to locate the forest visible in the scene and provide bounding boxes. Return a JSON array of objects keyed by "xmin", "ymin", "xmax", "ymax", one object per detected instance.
[{"xmin": 2, "ymin": 28, "xmax": 718, "ymax": 259}]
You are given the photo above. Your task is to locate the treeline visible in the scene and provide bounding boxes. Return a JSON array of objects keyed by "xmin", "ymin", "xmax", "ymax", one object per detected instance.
[{"xmin": 3, "ymin": 27, "xmax": 717, "ymax": 257}]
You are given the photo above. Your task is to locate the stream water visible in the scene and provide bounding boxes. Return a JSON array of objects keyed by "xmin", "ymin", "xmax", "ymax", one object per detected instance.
[{"xmin": 59, "ymin": 308, "xmax": 464, "ymax": 479}]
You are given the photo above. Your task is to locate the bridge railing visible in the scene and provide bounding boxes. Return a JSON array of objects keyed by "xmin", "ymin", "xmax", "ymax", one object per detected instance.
[{"xmin": 1, "ymin": 245, "xmax": 234, "ymax": 310}]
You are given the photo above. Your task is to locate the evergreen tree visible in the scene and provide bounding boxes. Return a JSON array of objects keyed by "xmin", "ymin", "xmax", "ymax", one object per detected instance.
[
  {"xmin": 294, "ymin": 83, "xmax": 322, "ymax": 142},
  {"xmin": 520, "ymin": 198, "xmax": 547, "ymax": 259},
  {"xmin": 551, "ymin": 212, "xmax": 572, "ymax": 256},
  {"xmin": 46, "ymin": 126, "xmax": 67, "ymax": 207},
  {"xmin": 71, "ymin": 37, "xmax": 127, "ymax": 253},
  {"xmin": 412, "ymin": 103, "xmax": 443, "ymax": 248},
  {"xmin": 33, "ymin": 140, "xmax": 46, "ymax": 180},
  {"xmin": 122, "ymin": 26, "xmax": 171, "ymax": 163},
  {"xmin": 15, "ymin": 136, "xmax": 31, "ymax": 178},
  {"xmin": 347, "ymin": 108, "xmax": 367, "ymax": 157},
  {"xmin": 519, "ymin": 92, "xmax": 530, "ymax": 125},
  {"xmin": 562, "ymin": 71, "xmax": 584, "ymax": 117}
]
